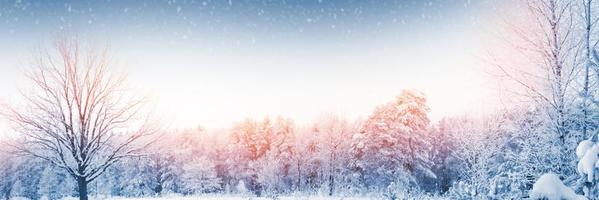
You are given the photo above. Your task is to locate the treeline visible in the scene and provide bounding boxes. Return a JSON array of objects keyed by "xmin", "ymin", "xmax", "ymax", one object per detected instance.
[{"xmin": 2, "ymin": 89, "xmax": 589, "ymax": 199}]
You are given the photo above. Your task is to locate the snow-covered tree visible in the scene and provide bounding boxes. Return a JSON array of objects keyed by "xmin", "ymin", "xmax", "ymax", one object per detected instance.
[
  {"xmin": 288, "ymin": 125, "xmax": 319, "ymax": 192},
  {"xmin": 181, "ymin": 157, "xmax": 222, "ymax": 194},
  {"xmin": 228, "ymin": 119, "xmax": 261, "ymax": 194},
  {"xmin": 10, "ymin": 179, "xmax": 27, "ymax": 199},
  {"xmin": 144, "ymin": 152, "xmax": 176, "ymax": 195},
  {"xmin": 2, "ymin": 36, "xmax": 158, "ymax": 200},
  {"xmin": 257, "ymin": 117, "xmax": 295, "ymax": 194},
  {"xmin": 38, "ymin": 166, "xmax": 74, "ymax": 200},
  {"xmin": 0, "ymin": 152, "xmax": 18, "ymax": 199},
  {"xmin": 314, "ymin": 115, "xmax": 353, "ymax": 196},
  {"xmin": 352, "ymin": 89, "xmax": 433, "ymax": 193},
  {"xmin": 426, "ymin": 118, "xmax": 463, "ymax": 193}
]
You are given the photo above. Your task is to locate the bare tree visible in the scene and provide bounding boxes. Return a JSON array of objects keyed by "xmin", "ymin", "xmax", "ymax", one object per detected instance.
[
  {"xmin": 1, "ymin": 36, "xmax": 157, "ymax": 200},
  {"xmin": 493, "ymin": 0, "xmax": 581, "ymax": 174},
  {"xmin": 579, "ymin": 0, "xmax": 599, "ymax": 141},
  {"xmin": 579, "ymin": 0, "xmax": 599, "ymax": 197}
]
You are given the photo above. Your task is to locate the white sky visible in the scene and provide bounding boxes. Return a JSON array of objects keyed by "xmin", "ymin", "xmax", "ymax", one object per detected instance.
[
  {"xmin": 117, "ymin": 25, "xmax": 498, "ymax": 129},
  {"xmin": 0, "ymin": 1, "xmax": 506, "ymax": 131}
]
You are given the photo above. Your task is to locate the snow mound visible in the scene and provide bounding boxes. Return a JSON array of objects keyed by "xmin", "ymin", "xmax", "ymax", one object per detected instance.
[{"xmin": 529, "ymin": 173, "xmax": 586, "ymax": 200}]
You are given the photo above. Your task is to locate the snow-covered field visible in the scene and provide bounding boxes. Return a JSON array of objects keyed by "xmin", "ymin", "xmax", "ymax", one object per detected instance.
[
  {"xmin": 108, "ymin": 198, "xmax": 373, "ymax": 200},
  {"xmin": 59, "ymin": 195, "xmax": 379, "ymax": 200}
]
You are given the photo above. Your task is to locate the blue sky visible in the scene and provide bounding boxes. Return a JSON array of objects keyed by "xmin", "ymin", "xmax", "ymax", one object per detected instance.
[{"xmin": 0, "ymin": 0, "xmax": 504, "ymax": 129}]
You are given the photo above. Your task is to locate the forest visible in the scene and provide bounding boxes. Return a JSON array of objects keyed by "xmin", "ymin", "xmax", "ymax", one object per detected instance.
[{"xmin": 1, "ymin": 0, "xmax": 599, "ymax": 200}]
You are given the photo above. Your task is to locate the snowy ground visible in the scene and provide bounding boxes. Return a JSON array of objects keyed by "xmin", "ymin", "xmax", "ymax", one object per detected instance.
[{"xmin": 59, "ymin": 195, "xmax": 378, "ymax": 200}]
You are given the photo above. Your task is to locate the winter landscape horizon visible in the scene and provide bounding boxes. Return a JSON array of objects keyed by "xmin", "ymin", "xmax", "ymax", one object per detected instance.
[{"xmin": 1, "ymin": 0, "xmax": 599, "ymax": 200}]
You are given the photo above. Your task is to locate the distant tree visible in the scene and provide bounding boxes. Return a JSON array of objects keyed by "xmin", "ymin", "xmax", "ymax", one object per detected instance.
[
  {"xmin": 2, "ymin": 36, "xmax": 157, "ymax": 200},
  {"xmin": 145, "ymin": 152, "xmax": 176, "ymax": 195},
  {"xmin": 228, "ymin": 118, "xmax": 273, "ymax": 194},
  {"xmin": 120, "ymin": 159, "xmax": 151, "ymax": 197},
  {"xmin": 257, "ymin": 117, "xmax": 295, "ymax": 194},
  {"xmin": 289, "ymin": 126, "xmax": 318, "ymax": 192},
  {"xmin": 181, "ymin": 157, "xmax": 222, "ymax": 194},
  {"xmin": 0, "ymin": 153, "xmax": 18, "ymax": 200},
  {"xmin": 427, "ymin": 118, "xmax": 461, "ymax": 193},
  {"xmin": 316, "ymin": 115, "xmax": 352, "ymax": 196},
  {"xmin": 10, "ymin": 179, "xmax": 26, "ymax": 199},
  {"xmin": 38, "ymin": 166, "xmax": 63, "ymax": 200},
  {"xmin": 352, "ymin": 89, "xmax": 432, "ymax": 193}
]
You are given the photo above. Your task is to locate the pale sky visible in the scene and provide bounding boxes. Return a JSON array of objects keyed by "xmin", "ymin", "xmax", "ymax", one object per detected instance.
[{"xmin": 0, "ymin": 0, "xmax": 505, "ymax": 130}]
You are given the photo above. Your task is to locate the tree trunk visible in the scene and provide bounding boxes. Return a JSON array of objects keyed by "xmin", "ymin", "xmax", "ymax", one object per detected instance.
[
  {"xmin": 154, "ymin": 184, "xmax": 163, "ymax": 195},
  {"xmin": 155, "ymin": 175, "xmax": 163, "ymax": 195},
  {"xmin": 328, "ymin": 173, "xmax": 334, "ymax": 196},
  {"xmin": 583, "ymin": 0, "xmax": 592, "ymax": 139},
  {"xmin": 77, "ymin": 177, "xmax": 88, "ymax": 200},
  {"xmin": 329, "ymin": 151, "xmax": 335, "ymax": 196},
  {"xmin": 297, "ymin": 161, "xmax": 302, "ymax": 191}
]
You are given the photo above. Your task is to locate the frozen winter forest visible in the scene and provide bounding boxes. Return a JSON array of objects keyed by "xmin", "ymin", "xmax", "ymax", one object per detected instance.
[{"xmin": 2, "ymin": 0, "xmax": 599, "ymax": 200}]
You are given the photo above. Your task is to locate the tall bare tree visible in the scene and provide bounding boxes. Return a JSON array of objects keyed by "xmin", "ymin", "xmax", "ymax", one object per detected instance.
[
  {"xmin": 582, "ymin": 0, "xmax": 593, "ymax": 138},
  {"xmin": 1, "ymin": 36, "xmax": 157, "ymax": 200},
  {"xmin": 577, "ymin": 0, "xmax": 599, "ymax": 197},
  {"xmin": 494, "ymin": 0, "xmax": 581, "ymax": 174}
]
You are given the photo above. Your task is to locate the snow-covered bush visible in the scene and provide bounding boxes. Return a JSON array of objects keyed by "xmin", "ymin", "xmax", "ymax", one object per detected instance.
[
  {"xmin": 576, "ymin": 139, "xmax": 599, "ymax": 182},
  {"xmin": 575, "ymin": 137, "xmax": 599, "ymax": 198},
  {"xmin": 529, "ymin": 173, "xmax": 586, "ymax": 200}
]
